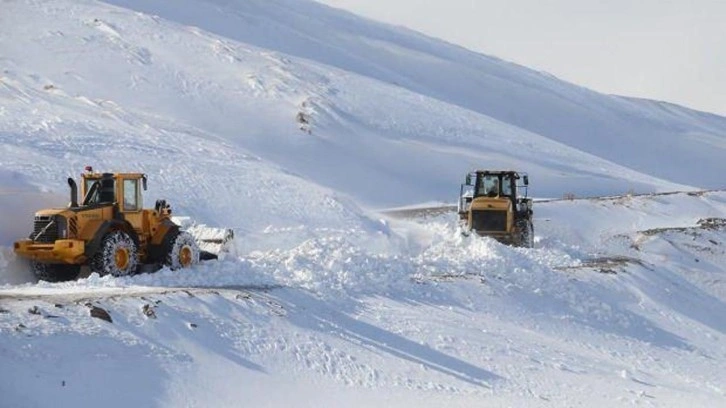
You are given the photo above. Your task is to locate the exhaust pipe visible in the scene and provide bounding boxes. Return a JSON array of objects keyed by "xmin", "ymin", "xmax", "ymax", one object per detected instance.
[{"xmin": 68, "ymin": 177, "xmax": 78, "ymax": 207}]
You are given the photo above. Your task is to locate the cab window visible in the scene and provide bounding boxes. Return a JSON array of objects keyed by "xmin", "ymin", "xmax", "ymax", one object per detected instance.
[
  {"xmin": 84, "ymin": 179, "xmax": 95, "ymax": 195},
  {"xmin": 83, "ymin": 178, "xmax": 100, "ymax": 205},
  {"xmin": 123, "ymin": 179, "xmax": 139, "ymax": 211},
  {"xmin": 475, "ymin": 175, "xmax": 500, "ymax": 197}
]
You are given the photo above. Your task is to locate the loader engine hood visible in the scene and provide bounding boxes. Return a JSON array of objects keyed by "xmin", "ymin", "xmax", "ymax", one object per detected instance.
[{"xmin": 34, "ymin": 208, "xmax": 71, "ymax": 217}]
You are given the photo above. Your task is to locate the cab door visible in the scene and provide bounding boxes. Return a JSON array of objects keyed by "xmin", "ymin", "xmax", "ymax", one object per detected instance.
[{"xmin": 120, "ymin": 177, "xmax": 144, "ymax": 230}]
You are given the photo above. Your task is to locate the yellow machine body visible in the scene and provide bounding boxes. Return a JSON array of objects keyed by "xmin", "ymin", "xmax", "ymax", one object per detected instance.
[
  {"xmin": 458, "ymin": 170, "xmax": 534, "ymax": 247},
  {"xmin": 14, "ymin": 170, "xmax": 178, "ymax": 268}
]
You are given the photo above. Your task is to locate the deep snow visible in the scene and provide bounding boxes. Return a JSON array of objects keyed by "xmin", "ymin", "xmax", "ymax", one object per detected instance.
[{"xmin": 2, "ymin": 192, "xmax": 725, "ymax": 407}]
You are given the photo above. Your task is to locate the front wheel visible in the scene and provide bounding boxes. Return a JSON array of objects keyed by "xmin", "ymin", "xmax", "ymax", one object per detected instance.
[
  {"xmin": 165, "ymin": 231, "xmax": 200, "ymax": 270},
  {"xmin": 32, "ymin": 262, "xmax": 81, "ymax": 282},
  {"xmin": 90, "ymin": 230, "xmax": 139, "ymax": 277},
  {"xmin": 458, "ymin": 218, "xmax": 472, "ymax": 237}
]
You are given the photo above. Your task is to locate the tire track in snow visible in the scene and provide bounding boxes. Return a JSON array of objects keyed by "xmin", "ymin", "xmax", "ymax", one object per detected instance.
[{"xmin": 0, "ymin": 284, "xmax": 283, "ymax": 304}]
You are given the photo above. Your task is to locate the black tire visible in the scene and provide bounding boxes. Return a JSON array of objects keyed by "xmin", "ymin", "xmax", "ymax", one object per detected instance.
[
  {"xmin": 516, "ymin": 219, "xmax": 534, "ymax": 248},
  {"xmin": 32, "ymin": 262, "xmax": 81, "ymax": 282},
  {"xmin": 90, "ymin": 230, "xmax": 138, "ymax": 276},
  {"xmin": 164, "ymin": 231, "xmax": 200, "ymax": 270},
  {"xmin": 458, "ymin": 218, "xmax": 472, "ymax": 237}
]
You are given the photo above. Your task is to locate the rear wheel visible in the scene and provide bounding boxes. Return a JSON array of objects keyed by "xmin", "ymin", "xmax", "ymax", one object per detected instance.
[
  {"xmin": 32, "ymin": 262, "xmax": 81, "ymax": 282},
  {"xmin": 164, "ymin": 231, "xmax": 200, "ymax": 270},
  {"xmin": 90, "ymin": 230, "xmax": 138, "ymax": 277},
  {"xmin": 516, "ymin": 219, "xmax": 534, "ymax": 248}
]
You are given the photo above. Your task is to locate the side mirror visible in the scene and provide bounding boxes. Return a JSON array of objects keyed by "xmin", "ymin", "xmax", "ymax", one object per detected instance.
[
  {"xmin": 523, "ymin": 175, "xmax": 529, "ymax": 186},
  {"xmin": 142, "ymin": 175, "xmax": 147, "ymax": 191},
  {"xmin": 465, "ymin": 174, "xmax": 472, "ymax": 185}
]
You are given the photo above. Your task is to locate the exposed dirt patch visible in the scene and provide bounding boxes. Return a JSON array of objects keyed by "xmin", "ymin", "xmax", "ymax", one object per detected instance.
[
  {"xmin": 555, "ymin": 256, "xmax": 647, "ymax": 275},
  {"xmin": 87, "ymin": 304, "xmax": 113, "ymax": 323},
  {"xmin": 698, "ymin": 218, "xmax": 726, "ymax": 230},
  {"xmin": 639, "ymin": 218, "xmax": 725, "ymax": 238},
  {"xmin": 411, "ymin": 273, "xmax": 487, "ymax": 284}
]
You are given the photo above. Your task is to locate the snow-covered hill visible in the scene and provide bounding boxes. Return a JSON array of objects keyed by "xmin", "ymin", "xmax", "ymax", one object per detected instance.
[
  {"xmin": 1, "ymin": 0, "xmax": 725, "ymax": 407},
  {"xmin": 3, "ymin": 0, "xmax": 725, "ymax": 210},
  {"xmin": 100, "ymin": 0, "xmax": 726, "ymax": 191}
]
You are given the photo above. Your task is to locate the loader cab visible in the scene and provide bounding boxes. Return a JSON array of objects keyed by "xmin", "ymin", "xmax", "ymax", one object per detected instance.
[
  {"xmin": 80, "ymin": 168, "xmax": 147, "ymax": 212},
  {"xmin": 462, "ymin": 171, "xmax": 525, "ymax": 204},
  {"xmin": 459, "ymin": 171, "xmax": 529, "ymax": 217},
  {"xmin": 81, "ymin": 173, "xmax": 113, "ymax": 206},
  {"xmin": 473, "ymin": 173, "xmax": 514, "ymax": 199}
]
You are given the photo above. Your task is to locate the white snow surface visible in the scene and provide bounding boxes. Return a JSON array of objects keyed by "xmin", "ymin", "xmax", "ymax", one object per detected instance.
[{"xmin": 1, "ymin": 0, "xmax": 725, "ymax": 407}]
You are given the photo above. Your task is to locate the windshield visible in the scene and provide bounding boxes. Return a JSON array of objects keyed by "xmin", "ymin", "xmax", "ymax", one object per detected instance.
[
  {"xmin": 474, "ymin": 175, "xmax": 499, "ymax": 197},
  {"xmin": 473, "ymin": 173, "xmax": 515, "ymax": 198},
  {"xmin": 83, "ymin": 178, "xmax": 100, "ymax": 205}
]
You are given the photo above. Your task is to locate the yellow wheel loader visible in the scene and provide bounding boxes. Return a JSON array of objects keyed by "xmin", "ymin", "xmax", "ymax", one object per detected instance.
[
  {"xmin": 13, "ymin": 166, "xmax": 232, "ymax": 282},
  {"xmin": 457, "ymin": 170, "xmax": 534, "ymax": 248}
]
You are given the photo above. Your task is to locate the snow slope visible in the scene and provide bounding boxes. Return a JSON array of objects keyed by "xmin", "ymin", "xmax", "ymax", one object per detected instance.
[
  {"xmin": 1, "ymin": 0, "xmax": 726, "ymax": 407},
  {"xmin": 96, "ymin": 0, "xmax": 726, "ymax": 192},
  {"xmin": 1, "ymin": 192, "xmax": 725, "ymax": 407},
  {"xmin": 2, "ymin": 0, "xmax": 724, "ymax": 210}
]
